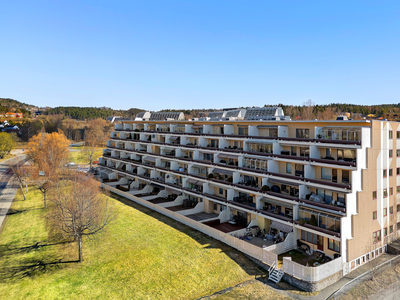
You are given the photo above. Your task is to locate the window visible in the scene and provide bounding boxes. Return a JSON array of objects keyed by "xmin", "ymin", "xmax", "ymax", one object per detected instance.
[
  {"xmin": 389, "ymin": 150, "xmax": 393, "ymax": 158},
  {"xmin": 384, "ymin": 228, "xmax": 388, "ymax": 236},
  {"xmin": 219, "ymin": 188, "xmax": 223, "ymax": 194},
  {"xmin": 383, "ymin": 170, "xmax": 387, "ymax": 178},
  {"xmin": 373, "ymin": 211, "xmax": 377, "ymax": 220},
  {"xmin": 296, "ymin": 129, "xmax": 310, "ymax": 139},
  {"xmin": 389, "ymin": 131, "xmax": 393, "ymax": 139},
  {"xmin": 372, "ymin": 191, "xmax": 377, "ymax": 200},
  {"xmin": 397, "ymin": 150, "xmax": 400, "ymax": 157},
  {"xmin": 384, "ymin": 189, "xmax": 388, "ymax": 197},
  {"xmin": 397, "ymin": 131, "xmax": 400, "ymax": 139},
  {"xmin": 373, "ymin": 230, "xmax": 381, "ymax": 243},
  {"xmin": 328, "ymin": 239, "xmax": 340, "ymax": 252},
  {"xmin": 398, "ymin": 223, "xmax": 400, "ymax": 231},
  {"xmin": 389, "ymin": 169, "xmax": 393, "ymax": 176},
  {"xmin": 397, "ymin": 168, "xmax": 400, "ymax": 175},
  {"xmin": 397, "ymin": 186, "xmax": 400, "ymax": 194},
  {"xmin": 213, "ymin": 203, "xmax": 217, "ymax": 210},
  {"xmin": 301, "ymin": 230, "xmax": 318, "ymax": 244},
  {"xmin": 398, "ymin": 204, "xmax": 400, "ymax": 212},
  {"xmin": 321, "ymin": 167, "xmax": 332, "ymax": 180},
  {"xmin": 390, "ymin": 187, "xmax": 393, "ymax": 195},
  {"xmin": 384, "ymin": 208, "xmax": 387, "ymax": 217},
  {"xmin": 390, "ymin": 225, "xmax": 394, "ymax": 233},
  {"xmin": 286, "ymin": 163, "xmax": 292, "ymax": 174},
  {"xmin": 342, "ymin": 170, "xmax": 350, "ymax": 184},
  {"xmin": 390, "ymin": 206, "xmax": 393, "ymax": 214}
]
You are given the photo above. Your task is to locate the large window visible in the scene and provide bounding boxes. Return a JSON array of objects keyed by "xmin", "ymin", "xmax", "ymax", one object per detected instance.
[
  {"xmin": 296, "ymin": 129, "xmax": 310, "ymax": 139},
  {"xmin": 342, "ymin": 170, "xmax": 350, "ymax": 184},
  {"xmin": 286, "ymin": 163, "xmax": 292, "ymax": 174},
  {"xmin": 301, "ymin": 230, "xmax": 318, "ymax": 244},
  {"xmin": 321, "ymin": 167, "xmax": 332, "ymax": 180},
  {"xmin": 328, "ymin": 239, "xmax": 340, "ymax": 252}
]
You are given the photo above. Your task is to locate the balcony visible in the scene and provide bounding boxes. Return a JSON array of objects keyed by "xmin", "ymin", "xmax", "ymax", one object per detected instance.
[{"xmin": 297, "ymin": 209, "xmax": 341, "ymax": 237}]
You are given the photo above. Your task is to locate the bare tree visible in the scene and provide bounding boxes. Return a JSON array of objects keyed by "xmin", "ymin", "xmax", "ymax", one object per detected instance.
[
  {"xmin": 49, "ymin": 173, "xmax": 112, "ymax": 262},
  {"xmin": 82, "ymin": 131, "xmax": 100, "ymax": 170},
  {"xmin": 10, "ymin": 161, "xmax": 31, "ymax": 200}
]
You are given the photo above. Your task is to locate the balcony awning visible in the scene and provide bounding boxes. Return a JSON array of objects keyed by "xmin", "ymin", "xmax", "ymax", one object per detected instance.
[
  {"xmin": 150, "ymin": 183, "xmax": 164, "ymax": 189},
  {"xmin": 169, "ymin": 136, "xmax": 179, "ymax": 140},
  {"xmin": 213, "ymin": 168, "xmax": 234, "ymax": 176},
  {"xmin": 100, "ymin": 169, "xmax": 114, "ymax": 175},
  {"xmin": 162, "ymin": 147, "xmax": 175, "ymax": 152},
  {"xmin": 268, "ymin": 178, "xmax": 300, "ymax": 187},
  {"xmin": 143, "ymin": 156, "xmax": 156, "ymax": 162},
  {"xmin": 270, "ymin": 221, "xmax": 293, "ymax": 233},
  {"xmin": 186, "ymin": 178, "xmax": 199, "ymax": 184},
  {"xmin": 247, "ymin": 139, "xmax": 274, "ymax": 144},
  {"xmin": 218, "ymin": 153, "xmax": 240, "ymax": 159},
  {"xmin": 191, "ymin": 125, "xmax": 203, "ymax": 129},
  {"xmin": 257, "ymin": 125, "xmax": 278, "ymax": 129}
]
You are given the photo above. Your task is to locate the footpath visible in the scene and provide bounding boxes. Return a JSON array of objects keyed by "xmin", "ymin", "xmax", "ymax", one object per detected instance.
[{"xmin": 0, "ymin": 155, "xmax": 26, "ymax": 230}]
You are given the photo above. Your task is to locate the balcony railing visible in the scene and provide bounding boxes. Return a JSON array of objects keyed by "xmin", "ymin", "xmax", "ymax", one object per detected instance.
[{"xmin": 113, "ymin": 128, "xmax": 362, "ymax": 145}]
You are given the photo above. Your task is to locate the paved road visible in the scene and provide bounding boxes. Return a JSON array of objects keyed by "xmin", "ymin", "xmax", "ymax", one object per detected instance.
[{"xmin": 0, "ymin": 155, "xmax": 26, "ymax": 230}]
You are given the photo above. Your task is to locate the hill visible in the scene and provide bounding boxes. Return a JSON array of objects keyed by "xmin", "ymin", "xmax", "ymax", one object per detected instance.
[{"xmin": 44, "ymin": 106, "xmax": 145, "ymax": 120}]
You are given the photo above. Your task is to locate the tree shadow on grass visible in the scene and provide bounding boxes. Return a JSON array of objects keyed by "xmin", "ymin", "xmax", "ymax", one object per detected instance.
[
  {"xmin": 109, "ymin": 192, "xmax": 267, "ymax": 278},
  {"xmin": 0, "ymin": 241, "xmax": 71, "ymax": 257},
  {"xmin": 5, "ymin": 207, "xmax": 42, "ymax": 215},
  {"xmin": 0, "ymin": 257, "xmax": 79, "ymax": 281}
]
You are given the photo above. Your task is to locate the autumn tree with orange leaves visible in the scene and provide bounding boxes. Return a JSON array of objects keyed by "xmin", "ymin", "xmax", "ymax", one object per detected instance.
[{"xmin": 27, "ymin": 130, "xmax": 70, "ymax": 208}]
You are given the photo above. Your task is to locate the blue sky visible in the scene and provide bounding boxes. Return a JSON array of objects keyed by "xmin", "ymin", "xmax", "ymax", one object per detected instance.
[{"xmin": 1, "ymin": 1, "xmax": 399, "ymax": 111}]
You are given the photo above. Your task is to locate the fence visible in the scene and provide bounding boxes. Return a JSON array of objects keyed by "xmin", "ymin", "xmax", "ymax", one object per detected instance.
[
  {"xmin": 283, "ymin": 256, "xmax": 343, "ymax": 282},
  {"xmin": 104, "ymin": 184, "xmax": 343, "ymax": 283},
  {"xmin": 264, "ymin": 232, "xmax": 295, "ymax": 254}
]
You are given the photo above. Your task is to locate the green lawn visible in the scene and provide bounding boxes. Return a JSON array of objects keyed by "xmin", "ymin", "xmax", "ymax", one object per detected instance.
[
  {"xmin": 0, "ymin": 188, "xmax": 272, "ymax": 299},
  {"xmin": 69, "ymin": 147, "xmax": 103, "ymax": 165}
]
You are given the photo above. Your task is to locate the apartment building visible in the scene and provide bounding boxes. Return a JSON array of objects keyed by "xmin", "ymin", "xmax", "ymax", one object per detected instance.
[{"xmin": 97, "ymin": 109, "xmax": 399, "ymax": 290}]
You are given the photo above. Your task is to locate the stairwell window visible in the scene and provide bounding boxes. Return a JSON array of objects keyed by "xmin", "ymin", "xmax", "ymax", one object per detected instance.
[
  {"xmin": 373, "ymin": 211, "xmax": 377, "ymax": 220},
  {"xmin": 390, "ymin": 225, "xmax": 394, "ymax": 234},
  {"xmin": 383, "ymin": 170, "xmax": 387, "ymax": 178},
  {"xmin": 389, "ymin": 150, "xmax": 393, "ymax": 158},
  {"xmin": 397, "ymin": 131, "xmax": 400, "ymax": 139},
  {"xmin": 390, "ymin": 187, "xmax": 393, "ymax": 195},
  {"xmin": 389, "ymin": 131, "xmax": 393, "ymax": 139},
  {"xmin": 373, "ymin": 230, "xmax": 381, "ymax": 244},
  {"xmin": 384, "ymin": 227, "xmax": 388, "ymax": 236},
  {"xmin": 372, "ymin": 191, "xmax": 377, "ymax": 200},
  {"xmin": 384, "ymin": 208, "xmax": 387, "ymax": 217},
  {"xmin": 390, "ymin": 206, "xmax": 393, "ymax": 215},
  {"xmin": 384, "ymin": 189, "xmax": 388, "ymax": 197}
]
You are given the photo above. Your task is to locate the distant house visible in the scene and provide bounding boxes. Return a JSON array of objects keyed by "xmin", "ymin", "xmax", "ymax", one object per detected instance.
[
  {"xmin": 15, "ymin": 113, "xmax": 23, "ymax": 118},
  {"xmin": 6, "ymin": 112, "xmax": 16, "ymax": 118}
]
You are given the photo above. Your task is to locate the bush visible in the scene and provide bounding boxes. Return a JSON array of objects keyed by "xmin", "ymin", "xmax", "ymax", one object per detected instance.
[{"xmin": 207, "ymin": 173, "xmax": 214, "ymax": 179}]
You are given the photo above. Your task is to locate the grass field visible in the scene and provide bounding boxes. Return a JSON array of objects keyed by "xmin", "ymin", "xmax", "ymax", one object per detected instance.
[
  {"xmin": 0, "ymin": 188, "xmax": 284, "ymax": 299},
  {"xmin": 68, "ymin": 147, "xmax": 104, "ymax": 165}
]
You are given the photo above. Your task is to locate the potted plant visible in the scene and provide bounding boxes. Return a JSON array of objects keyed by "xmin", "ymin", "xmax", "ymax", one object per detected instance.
[
  {"xmin": 309, "ymin": 214, "xmax": 317, "ymax": 226},
  {"xmin": 261, "ymin": 185, "xmax": 270, "ymax": 192},
  {"xmin": 207, "ymin": 173, "xmax": 214, "ymax": 179}
]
